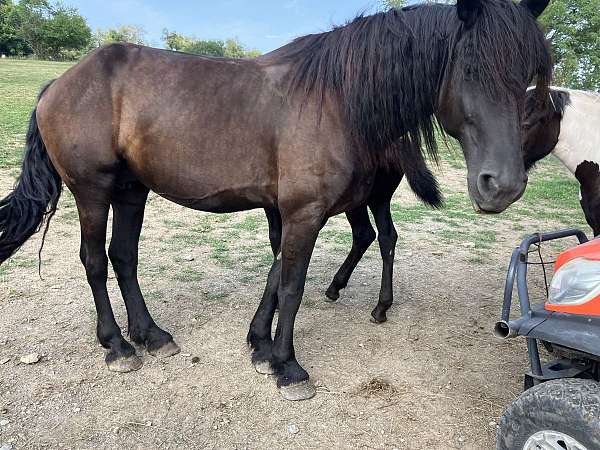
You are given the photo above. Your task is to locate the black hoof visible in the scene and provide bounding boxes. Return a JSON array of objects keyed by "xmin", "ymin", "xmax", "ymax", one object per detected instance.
[
  {"xmin": 274, "ymin": 359, "xmax": 312, "ymax": 399},
  {"xmin": 325, "ymin": 285, "xmax": 340, "ymax": 302},
  {"xmin": 133, "ymin": 326, "xmax": 178, "ymax": 357},
  {"xmin": 370, "ymin": 307, "xmax": 388, "ymax": 324},
  {"xmin": 105, "ymin": 339, "xmax": 142, "ymax": 373},
  {"xmin": 247, "ymin": 332, "xmax": 274, "ymax": 374}
]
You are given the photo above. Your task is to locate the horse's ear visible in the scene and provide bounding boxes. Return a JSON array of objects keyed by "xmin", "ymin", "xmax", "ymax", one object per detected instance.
[
  {"xmin": 456, "ymin": 0, "xmax": 482, "ymax": 28},
  {"xmin": 520, "ymin": 0, "xmax": 550, "ymax": 18}
]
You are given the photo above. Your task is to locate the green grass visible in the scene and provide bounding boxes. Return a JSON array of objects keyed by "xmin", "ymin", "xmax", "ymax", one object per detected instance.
[
  {"xmin": 172, "ymin": 266, "xmax": 204, "ymax": 283},
  {"xmin": 319, "ymin": 228, "xmax": 353, "ymax": 247},
  {"xmin": 0, "ymin": 59, "xmax": 74, "ymax": 168},
  {"xmin": 237, "ymin": 214, "xmax": 260, "ymax": 232}
]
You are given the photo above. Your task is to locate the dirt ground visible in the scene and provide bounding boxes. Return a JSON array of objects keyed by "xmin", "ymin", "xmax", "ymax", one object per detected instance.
[{"xmin": 0, "ymin": 160, "xmax": 586, "ymax": 450}]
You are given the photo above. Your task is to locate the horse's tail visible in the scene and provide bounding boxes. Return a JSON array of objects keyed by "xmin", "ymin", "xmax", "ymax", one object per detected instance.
[
  {"xmin": 403, "ymin": 151, "xmax": 444, "ymax": 209},
  {"xmin": 0, "ymin": 81, "xmax": 62, "ymax": 264}
]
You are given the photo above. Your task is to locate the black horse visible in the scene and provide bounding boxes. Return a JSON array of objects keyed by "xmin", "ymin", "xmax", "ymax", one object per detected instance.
[{"xmin": 0, "ymin": 0, "xmax": 551, "ymax": 401}]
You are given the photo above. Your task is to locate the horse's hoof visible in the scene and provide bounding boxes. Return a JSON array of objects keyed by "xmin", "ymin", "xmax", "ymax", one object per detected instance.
[
  {"xmin": 279, "ymin": 380, "xmax": 317, "ymax": 401},
  {"xmin": 253, "ymin": 360, "xmax": 275, "ymax": 375},
  {"xmin": 148, "ymin": 340, "xmax": 181, "ymax": 358},
  {"xmin": 370, "ymin": 309, "xmax": 388, "ymax": 324},
  {"xmin": 107, "ymin": 355, "xmax": 143, "ymax": 373},
  {"xmin": 324, "ymin": 288, "xmax": 340, "ymax": 302},
  {"xmin": 370, "ymin": 315, "xmax": 387, "ymax": 324}
]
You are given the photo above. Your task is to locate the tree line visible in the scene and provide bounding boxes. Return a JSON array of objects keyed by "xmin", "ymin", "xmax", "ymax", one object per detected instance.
[{"xmin": 0, "ymin": 0, "xmax": 261, "ymax": 60}]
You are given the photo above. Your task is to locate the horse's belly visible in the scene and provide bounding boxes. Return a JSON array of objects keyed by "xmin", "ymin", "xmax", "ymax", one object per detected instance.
[{"xmin": 158, "ymin": 185, "xmax": 276, "ymax": 213}]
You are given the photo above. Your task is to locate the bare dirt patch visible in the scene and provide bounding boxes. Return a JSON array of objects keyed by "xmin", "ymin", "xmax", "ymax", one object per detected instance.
[{"xmin": 0, "ymin": 160, "xmax": 588, "ymax": 450}]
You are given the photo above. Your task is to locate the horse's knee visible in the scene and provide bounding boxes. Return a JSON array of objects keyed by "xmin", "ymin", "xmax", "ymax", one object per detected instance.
[
  {"xmin": 378, "ymin": 228, "xmax": 398, "ymax": 259},
  {"xmin": 354, "ymin": 227, "xmax": 376, "ymax": 249},
  {"xmin": 108, "ymin": 245, "xmax": 136, "ymax": 278},
  {"xmin": 80, "ymin": 248, "xmax": 108, "ymax": 284}
]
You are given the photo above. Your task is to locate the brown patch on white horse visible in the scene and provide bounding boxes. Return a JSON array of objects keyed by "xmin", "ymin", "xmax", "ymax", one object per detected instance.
[{"xmin": 575, "ymin": 161, "xmax": 600, "ymax": 237}]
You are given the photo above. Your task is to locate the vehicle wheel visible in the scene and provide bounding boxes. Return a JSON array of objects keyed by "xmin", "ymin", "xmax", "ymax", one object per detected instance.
[{"xmin": 497, "ymin": 378, "xmax": 600, "ymax": 450}]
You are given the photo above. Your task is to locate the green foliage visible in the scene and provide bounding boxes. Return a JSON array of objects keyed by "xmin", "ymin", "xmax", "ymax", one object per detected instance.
[
  {"xmin": 162, "ymin": 29, "xmax": 190, "ymax": 51},
  {"xmin": 184, "ymin": 38, "xmax": 225, "ymax": 57},
  {"xmin": 539, "ymin": 0, "xmax": 600, "ymax": 91},
  {"xmin": 162, "ymin": 29, "xmax": 261, "ymax": 58},
  {"xmin": 92, "ymin": 25, "xmax": 147, "ymax": 48},
  {"xmin": 0, "ymin": 0, "xmax": 91, "ymax": 59},
  {"xmin": 380, "ymin": 0, "xmax": 405, "ymax": 9},
  {"xmin": 379, "ymin": 0, "xmax": 453, "ymax": 10},
  {"xmin": 42, "ymin": 5, "xmax": 91, "ymax": 56},
  {"xmin": 0, "ymin": 1, "xmax": 30, "ymax": 55}
]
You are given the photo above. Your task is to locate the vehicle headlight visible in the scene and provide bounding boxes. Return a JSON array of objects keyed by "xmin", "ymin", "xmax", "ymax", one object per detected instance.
[{"xmin": 548, "ymin": 258, "xmax": 600, "ymax": 305}]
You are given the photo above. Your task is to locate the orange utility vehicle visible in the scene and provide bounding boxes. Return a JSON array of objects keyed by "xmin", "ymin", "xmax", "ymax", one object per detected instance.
[{"xmin": 494, "ymin": 230, "xmax": 600, "ymax": 450}]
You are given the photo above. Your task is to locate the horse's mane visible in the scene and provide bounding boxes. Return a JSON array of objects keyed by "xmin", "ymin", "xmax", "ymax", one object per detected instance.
[
  {"xmin": 275, "ymin": 0, "xmax": 552, "ymax": 172},
  {"xmin": 525, "ymin": 88, "xmax": 571, "ymax": 122},
  {"xmin": 549, "ymin": 89, "xmax": 571, "ymax": 117}
]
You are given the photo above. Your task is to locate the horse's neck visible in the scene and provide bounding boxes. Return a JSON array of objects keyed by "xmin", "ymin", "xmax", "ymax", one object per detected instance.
[{"xmin": 552, "ymin": 90, "xmax": 600, "ymax": 174}]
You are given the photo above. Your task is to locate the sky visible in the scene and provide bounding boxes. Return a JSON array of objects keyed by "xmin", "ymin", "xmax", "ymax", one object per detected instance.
[{"xmin": 66, "ymin": 0, "xmax": 384, "ymax": 53}]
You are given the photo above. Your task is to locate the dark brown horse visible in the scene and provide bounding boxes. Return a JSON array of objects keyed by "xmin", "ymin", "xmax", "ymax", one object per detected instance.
[{"xmin": 0, "ymin": 0, "xmax": 551, "ymax": 401}]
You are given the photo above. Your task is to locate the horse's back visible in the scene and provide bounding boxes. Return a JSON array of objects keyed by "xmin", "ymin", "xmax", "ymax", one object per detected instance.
[{"xmin": 36, "ymin": 44, "xmax": 284, "ymax": 209}]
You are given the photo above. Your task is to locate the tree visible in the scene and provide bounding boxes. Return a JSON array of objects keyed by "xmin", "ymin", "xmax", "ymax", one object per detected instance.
[
  {"xmin": 162, "ymin": 29, "xmax": 191, "ymax": 52},
  {"xmin": 43, "ymin": 5, "xmax": 91, "ymax": 57},
  {"xmin": 224, "ymin": 38, "xmax": 246, "ymax": 58},
  {"xmin": 380, "ymin": 0, "xmax": 453, "ymax": 9},
  {"xmin": 4, "ymin": 0, "xmax": 91, "ymax": 59},
  {"xmin": 92, "ymin": 25, "xmax": 147, "ymax": 48},
  {"xmin": 539, "ymin": 0, "xmax": 600, "ymax": 91},
  {"xmin": 184, "ymin": 39, "xmax": 225, "ymax": 57},
  {"xmin": 380, "ymin": 0, "xmax": 405, "ymax": 9},
  {"xmin": 0, "ymin": 1, "xmax": 30, "ymax": 56},
  {"xmin": 14, "ymin": 0, "xmax": 52, "ymax": 58},
  {"xmin": 161, "ymin": 31, "xmax": 261, "ymax": 58}
]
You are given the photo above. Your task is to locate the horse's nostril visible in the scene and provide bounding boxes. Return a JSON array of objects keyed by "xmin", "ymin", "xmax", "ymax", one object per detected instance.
[{"xmin": 478, "ymin": 173, "xmax": 500, "ymax": 197}]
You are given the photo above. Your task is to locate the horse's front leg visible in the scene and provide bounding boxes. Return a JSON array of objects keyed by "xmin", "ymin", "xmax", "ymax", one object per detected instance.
[
  {"xmin": 325, "ymin": 206, "xmax": 376, "ymax": 301},
  {"xmin": 369, "ymin": 198, "xmax": 398, "ymax": 324},
  {"xmin": 271, "ymin": 210, "xmax": 321, "ymax": 401}
]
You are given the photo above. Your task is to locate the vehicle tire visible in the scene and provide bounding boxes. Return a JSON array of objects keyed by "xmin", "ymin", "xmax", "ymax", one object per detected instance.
[{"xmin": 497, "ymin": 378, "xmax": 600, "ymax": 450}]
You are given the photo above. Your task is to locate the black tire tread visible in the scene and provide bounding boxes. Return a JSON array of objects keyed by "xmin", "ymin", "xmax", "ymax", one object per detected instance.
[{"xmin": 497, "ymin": 378, "xmax": 600, "ymax": 450}]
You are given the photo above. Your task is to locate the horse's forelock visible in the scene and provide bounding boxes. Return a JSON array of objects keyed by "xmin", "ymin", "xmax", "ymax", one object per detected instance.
[{"xmin": 456, "ymin": 0, "xmax": 552, "ymax": 102}]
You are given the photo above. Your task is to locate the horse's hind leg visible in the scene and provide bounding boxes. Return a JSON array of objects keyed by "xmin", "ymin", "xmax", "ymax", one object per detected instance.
[
  {"xmin": 325, "ymin": 206, "xmax": 376, "ymax": 301},
  {"xmin": 247, "ymin": 257, "xmax": 281, "ymax": 375},
  {"xmin": 369, "ymin": 198, "xmax": 398, "ymax": 324},
  {"xmin": 108, "ymin": 181, "xmax": 180, "ymax": 358},
  {"xmin": 265, "ymin": 208, "xmax": 282, "ymax": 257},
  {"xmin": 76, "ymin": 191, "xmax": 142, "ymax": 372}
]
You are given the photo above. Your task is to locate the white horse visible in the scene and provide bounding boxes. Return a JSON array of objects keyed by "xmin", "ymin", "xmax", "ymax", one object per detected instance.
[{"xmin": 523, "ymin": 87, "xmax": 600, "ymax": 234}]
